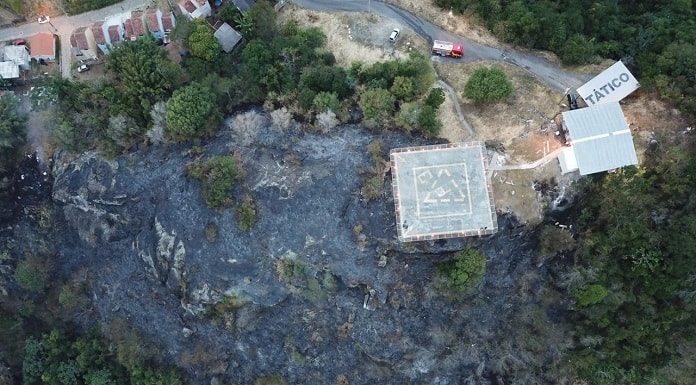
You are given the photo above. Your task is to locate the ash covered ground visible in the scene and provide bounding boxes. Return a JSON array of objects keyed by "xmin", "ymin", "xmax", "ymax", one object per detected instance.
[{"xmin": 5, "ymin": 111, "xmax": 572, "ymax": 385}]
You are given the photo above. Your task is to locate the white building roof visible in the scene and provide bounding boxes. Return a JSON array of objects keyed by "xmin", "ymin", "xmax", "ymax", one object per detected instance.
[
  {"xmin": 561, "ymin": 102, "xmax": 638, "ymax": 175},
  {"xmin": 3, "ymin": 45, "xmax": 29, "ymax": 67},
  {"xmin": 577, "ymin": 61, "xmax": 639, "ymax": 106},
  {"xmin": 0, "ymin": 61, "xmax": 19, "ymax": 79}
]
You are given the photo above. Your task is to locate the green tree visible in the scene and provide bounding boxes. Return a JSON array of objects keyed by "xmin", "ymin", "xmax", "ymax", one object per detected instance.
[
  {"xmin": 395, "ymin": 102, "xmax": 421, "ymax": 131},
  {"xmin": 188, "ymin": 20, "xmax": 221, "ymax": 62},
  {"xmin": 424, "ymin": 88, "xmax": 445, "ymax": 109},
  {"xmin": 438, "ymin": 248, "xmax": 486, "ymax": 292},
  {"xmin": 390, "ymin": 76, "xmax": 414, "ymax": 102},
  {"xmin": 560, "ymin": 34, "xmax": 595, "ymax": 65},
  {"xmin": 312, "ymin": 91, "xmax": 340, "ymax": 113},
  {"xmin": 464, "ymin": 67, "xmax": 513, "ymax": 103},
  {"xmin": 0, "ymin": 93, "xmax": 26, "ymax": 157},
  {"xmin": 417, "ymin": 105, "xmax": 441, "ymax": 138},
  {"xmin": 243, "ymin": 0, "xmax": 277, "ymax": 40},
  {"xmin": 107, "ymin": 39, "xmax": 182, "ymax": 125},
  {"xmin": 358, "ymin": 88, "xmax": 395, "ymax": 125},
  {"xmin": 165, "ymin": 83, "xmax": 220, "ymax": 141}
]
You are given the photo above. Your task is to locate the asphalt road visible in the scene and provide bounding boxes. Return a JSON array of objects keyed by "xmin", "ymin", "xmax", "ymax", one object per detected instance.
[
  {"xmin": 290, "ymin": 0, "xmax": 591, "ymax": 92},
  {"xmin": 0, "ymin": 0, "xmax": 154, "ymax": 78}
]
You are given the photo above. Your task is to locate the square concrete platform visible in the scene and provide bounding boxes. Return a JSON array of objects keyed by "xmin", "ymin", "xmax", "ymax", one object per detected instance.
[{"xmin": 390, "ymin": 142, "xmax": 497, "ymax": 242}]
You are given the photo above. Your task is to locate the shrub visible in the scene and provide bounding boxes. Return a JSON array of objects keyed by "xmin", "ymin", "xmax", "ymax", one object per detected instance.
[
  {"xmin": 463, "ymin": 67, "xmax": 514, "ymax": 103},
  {"xmin": 312, "ymin": 91, "xmax": 340, "ymax": 113},
  {"xmin": 417, "ymin": 105, "xmax": 441, "ymax": 138},
  {"xmin": 236, "ymin": 195, "xmax": 257, "ymax": 231},
  {"xmin": 390, "ymin": 76, "xmax": 414, "ymax": 102},
  {"xmin": 204, "ymin": 222, "xmax": 219, "ymax": 242},
  {"xmin": 395, "ymin": 102, "xmax": 420, "ymax": 131},
  {"xmin": 187, "ymin": 156, "xmax": 241, "ymax": 209},
  {"xmin": 358, "ymin": 88, "xmax": 395, "ymax": 126},
  {"xmin": 538, "ymin": 225, "xmax": 576, "ymax": 255},
  {"xmin": 14, "ymin": 255, "xmax": 51, "ymax": 293},
  {"xmin": 574, "ymin": 284, "xmax": 609, "ymax": 307},
  {"xmin": 424, "ymin": 87, "xmax": 446, "ymax": 109},
  {"xmin": 438, "ymin": 248, "xmax": 487, "ymax": 292},
  {"xmin": 255, "ymin": 375, "xmax": 286, "ymax": 385}
]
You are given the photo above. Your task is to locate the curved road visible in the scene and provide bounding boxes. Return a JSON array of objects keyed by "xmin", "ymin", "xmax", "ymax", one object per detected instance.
[{"xmin": 290, "ymin": 0, "xmax": 591, "ymax": 92}]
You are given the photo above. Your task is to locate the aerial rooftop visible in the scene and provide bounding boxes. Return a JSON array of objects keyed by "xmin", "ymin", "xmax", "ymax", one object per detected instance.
[
  {"xmin": 559, "ymin": 102, "xmax": 638, "ymax": 175},
  {"xmin": 390, "ymin": 142, "xmax": 497, "ymax": 242}
]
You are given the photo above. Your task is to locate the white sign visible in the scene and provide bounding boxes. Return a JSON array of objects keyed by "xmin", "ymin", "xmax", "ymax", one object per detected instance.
[{"xmin": 577, "ymin": 61, "xmax": 639, "ymax": 106}]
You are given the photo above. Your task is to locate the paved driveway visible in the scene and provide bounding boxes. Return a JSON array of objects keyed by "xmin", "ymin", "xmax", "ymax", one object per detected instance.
[{"xmin": 0, "ymin": 0, "xmax": 154, "ymax": 78}]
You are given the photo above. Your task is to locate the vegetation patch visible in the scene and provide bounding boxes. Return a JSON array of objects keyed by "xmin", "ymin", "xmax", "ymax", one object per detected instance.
[
  {"xmin": 360, "ymin": 140, "xmax": 388, "ymax": 201},
  {"xmin": 275, "ymin": 256, "xmax": 336, "ymax": 302},
  {"xmin": 64, "ymin": 0, "xmax": 120, "ymax": 15},
  {"xmin": 438, "ymin": 247, "xmax": 486, "ymax": 293},
  {"xmin": 236, "ymin": 195, "xmax": 258, "ymax": 231},
  {"xmin": 463, "ymin": 67, "xmax": 514, "ymax": 104},
  {"xmin": 187, "ymin": 156, "xmax": 241, "ymax": 209}
]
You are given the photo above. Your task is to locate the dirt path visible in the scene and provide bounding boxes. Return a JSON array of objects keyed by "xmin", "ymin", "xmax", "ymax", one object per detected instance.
[
  {"xmin": 436, "ymin": 79, "xmax": 473, "ymax": 135},
  {"xmin": 290, "ymin": 0, "xmax": 591, "ymax": 92},
  {"xmin": 488, "ymin": 147, "xmax": 564, "ymax": 177}
]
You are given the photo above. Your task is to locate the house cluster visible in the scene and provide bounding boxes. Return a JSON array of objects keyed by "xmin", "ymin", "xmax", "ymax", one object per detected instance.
[
  {"xmin": 0, "ymin": 33, "xmax": 56, "ymax": 79},
  {"xmin": 70, "ymin": 8, "xmax": 176, "ymax": 59},
  {"xmin": 178, "ymin": 0, "xmax": 250, "ymax": 53}
]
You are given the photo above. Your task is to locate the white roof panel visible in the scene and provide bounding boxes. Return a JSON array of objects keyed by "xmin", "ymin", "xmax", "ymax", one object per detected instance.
[
  {"xmin": 0, "ymin": 61, "xmax": 19, "ymax": 79},
  {"xmin": 577, "ymin": 61, "xmax": 639, "ymax": 106},
  {"xmin": 572, "ymin": 132, "xmax": 638, "ymax": 175},
  {"xmin": 562, "ymin": 102, "xmax": 628, "ymax": 139}
]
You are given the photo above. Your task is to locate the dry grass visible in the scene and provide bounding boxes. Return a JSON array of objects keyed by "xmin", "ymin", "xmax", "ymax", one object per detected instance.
[
  {"xmin": 385, "ymin": 0, "xmax": 499, "ymax": 46},
  {"xmin": 278, "ymin": 5, "xmax": 428, "ymax": 67},
  {"xmin": 621, "ymin": 91, "xmax": 688, "ymax": 158},
  {"xmin": 435, "ymin": 61, "xmax": 563, "ymax": 163},
  {"xmin": 491, "ymin": 161, "xmax": 561, "ymax": 225},
  {"xmin": 437, "ymin": 86, "xmax": 470, "ymax": 143}
]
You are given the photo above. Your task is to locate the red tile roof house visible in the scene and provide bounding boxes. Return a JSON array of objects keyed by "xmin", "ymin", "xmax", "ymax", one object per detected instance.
[
  {"xmin": 131, "ymin": 11, "xmax": 146, "ymax": 40},
  {"xmin": 124, "ymin": 18, "xmax": 134, "ymax": 41},
  {"xmin": 91, "ymin": 22, "xmax": 110, "ymax": 55},
  {"xmin": 26, "ymin": 32, "xmax": 56, "ymax": 62},
  {"xmin": 145, "ymin": 9, "xmax": 164, "ymax": 40},
  {"xmin": 107, "ymin": 24, "xmax": 124, "ymax": 47},
  {"xmin": 70, "ymin": 27, "xmax": 98, "ymax": 59},
  {"xmin": 161, "ymin": 11, "xmax": 176, "ymax": 33},
  {"xmin": 178, "ymin": 0, "xmax": 212, "ymax": 19}
]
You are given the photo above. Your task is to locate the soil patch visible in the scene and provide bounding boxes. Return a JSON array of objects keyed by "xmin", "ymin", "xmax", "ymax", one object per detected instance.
[{"xmin": 279, "ymin": 5, "xmax": 428, "ymax": 67}]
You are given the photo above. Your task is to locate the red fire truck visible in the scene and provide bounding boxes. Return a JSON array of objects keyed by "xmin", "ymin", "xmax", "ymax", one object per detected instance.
[{"xmin": 432, "ymin": 40, "xmax": 463, "ymax": 58}]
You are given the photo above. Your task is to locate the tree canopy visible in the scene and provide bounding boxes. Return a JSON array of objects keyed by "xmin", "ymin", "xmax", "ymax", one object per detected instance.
[
  {"xmin": 463, "ymin": 67, "xmax": 514, "ymax": 103},
  {"xmin": 187, "ymin": 20, "xmax": 221, "ymax": 62},
  {"xmin": 0, "ymin": 93, "xmax": 26, "ymax": 158},
  {"xmin": 107, "ymin": 38, "xmax": 182, "ymax": 125},
  {"xmin": 165, "ymin": 83, "xmax": 220, "ymax": 140}
]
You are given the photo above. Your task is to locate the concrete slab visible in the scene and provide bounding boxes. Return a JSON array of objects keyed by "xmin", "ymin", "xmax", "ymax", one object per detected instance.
[{"xmin": 390, "ymin": 142, "xmax": 497, "ymax": 242}]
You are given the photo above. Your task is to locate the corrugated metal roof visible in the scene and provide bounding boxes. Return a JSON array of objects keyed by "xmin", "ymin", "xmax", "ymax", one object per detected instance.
[
  {"xmin": 577, "ymin": 61, "xmax": 639, "ymax": 106},
  {"xmin": 214, "ymin": 23, "xmax": 242, "ymax": 53},
  {"xmin": 562, "ymin": 102, "xmax": 628, "ymax": 139},
  {"xmin": 572, "ymin": 132, "xmax": 638, "ymax": 175}
]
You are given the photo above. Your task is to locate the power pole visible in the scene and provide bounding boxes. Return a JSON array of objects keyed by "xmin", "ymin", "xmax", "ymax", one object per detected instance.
[{"xmin": 368, "ymin": 0, "xmax": 371, "ymax": 13}]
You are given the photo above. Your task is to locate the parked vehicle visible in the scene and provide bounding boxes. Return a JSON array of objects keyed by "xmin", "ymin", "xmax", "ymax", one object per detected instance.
[
  {"xmin": 389, "ymin": 29, "xmax": 400, "ymax": 42},
  {"xmin": 77, "ymin": 64, "xmax": 90, "ymax": 73},
  {"xmin": 37, "ymin": 15, "xmax": 50, "ymax": 24},
  {"xmin": 432, "ymin": 40, "xmax": 463, "ymax": 58}
]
